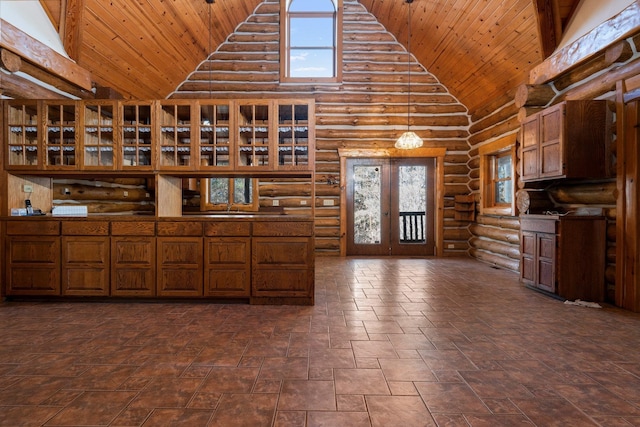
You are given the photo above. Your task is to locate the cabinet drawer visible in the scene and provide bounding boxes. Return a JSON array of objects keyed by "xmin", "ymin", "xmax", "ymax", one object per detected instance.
[
  {"xmin": 204, "ymin": 222, "xmax": 251, "ymax": 236},
  {"xmin": 157, "ymin": 221, "xmax": 203, "ymax": 236},
  {"xmin": 111, "ymin": 221, "xmax": 155, "ymax": 236},
  {"xmin": 253, "ymin": 238, "xmax": 311, "ymax": 266},
  {"xmin": 520, "ymin": 217, "xmax": 556, "ymax": 234},
  {"xmin": 62, "ymin": 221, "xmax": 109, "ymax": 235},
  {"xmin": 253, "ymin": 221, "xmax": 313, "ymax": 236},
  {"xmin": 6, "ymin": 220, "xmax": 59, "ymax": 235}
]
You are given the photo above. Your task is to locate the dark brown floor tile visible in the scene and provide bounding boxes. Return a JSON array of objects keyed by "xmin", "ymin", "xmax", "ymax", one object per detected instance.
[
  {"xmin": 335, "ymin": 368, "xmax": 390, "ymax": 395},
  {"xmin": 0, "ymin": 406, "xmax": 62, "ymax": 427},
  {"xmin": 554, "ymin": 383, "xmax": 640, "ymax": 416},
  {"xmin": 366, "ymin": 395, "xmax": 436, "ymax": 427},
  {"xmin": 512, "ymin": 397, "xmax": 598, "ymax": 426},
  {"xmin": 460, "ymin": 370, "xmax": 535, "ymax": 399},
  {"xmin": 199, "ymin": 367, "xmax": 259, "ymax": 394},
  {"xmin": 44, "ymin": 391, "xmax": 137, "ymax": 426},
  {"xmin": 415, "ymin": 382, "xmax": 491, "ymax": 414},
  {"xmin": 278, "ymin": 380, "xmax": 336, "ymax": 411},
  {"xmin": 128, "ymin": 377, "xmax": 202, "ymax": 409},
  {"xmin": 273, "ymin": 410, "xmax": 306, "ymax": 427},
  {"xmin": 258, "ymin": 357, "xmax": 308, "ymax": 380},
  {"xmin": 208, "ymin": 393, "xmax": 277, "ymax": 427},
  {"xmin": 379, "ymin": 358, "xmax": 437, "ymax": 382},
  {"xmin": 337, "ymin": 394, "xmax": 367, "ymax": 411},
  {"xmin": 465, "ymin": 414, "xmax": 535, "ymax": 426},
  {"xmin": 307, "ymin": 411, "xmax": 371, "ymax": 427},
  {"xmin": 142, "ymin": 408, "xmax": 213, "ymax": 426},
  {"xmin": 352, "ymin": 340, "xmax": 398, "ymax": 359}
]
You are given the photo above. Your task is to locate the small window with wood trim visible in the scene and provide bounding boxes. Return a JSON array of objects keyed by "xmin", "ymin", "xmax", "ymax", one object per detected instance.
[
  {"xmin": 480, "ymin": 135, "xmax": 516, "ymax": 215},
  {"xmin": 281, "ymin": 0, "xmax": 342, "ymax": 82},
  {"xmin": 201, "ymin": 177, "xmax": 259, "ymax": 212}
]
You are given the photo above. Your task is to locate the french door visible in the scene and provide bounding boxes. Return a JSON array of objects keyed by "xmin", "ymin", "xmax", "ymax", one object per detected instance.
[{"xmin": 346, "ymin": 158, "xmax": 435, "ymax": 256}]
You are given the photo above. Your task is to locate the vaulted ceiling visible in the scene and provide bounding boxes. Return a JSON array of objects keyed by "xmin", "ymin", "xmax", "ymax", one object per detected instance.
[{"xmin": 18, "ymin": 0, "xmax": 581, "ymax": 117}]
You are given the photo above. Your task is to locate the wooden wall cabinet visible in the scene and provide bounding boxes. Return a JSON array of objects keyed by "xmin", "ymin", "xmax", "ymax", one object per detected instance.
[
  {"xmin": 520, "ymin": 100, "xmax": 609, "ymax": 182},
  {"xmin": 520, "ymin": 215, "xmax": 606, "ymax": 302},
  {"xmin": 82, "ymin": 101, "xmax": 117, "ymax": 170},
  {"xmin": 5, "ymin": 100, "xmax": 40, "ymax": 169}
]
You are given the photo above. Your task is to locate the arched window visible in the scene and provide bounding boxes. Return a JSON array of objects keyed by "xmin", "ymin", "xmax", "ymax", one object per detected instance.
[{"xmin": 281, "ymin": 0, "xmax": 342, "ymax": 82}]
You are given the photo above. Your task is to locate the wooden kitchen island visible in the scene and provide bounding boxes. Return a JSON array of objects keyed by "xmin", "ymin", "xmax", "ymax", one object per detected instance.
[{"xmin": 1, "ymin": 215, "xmax": 314, "ymax": 305}]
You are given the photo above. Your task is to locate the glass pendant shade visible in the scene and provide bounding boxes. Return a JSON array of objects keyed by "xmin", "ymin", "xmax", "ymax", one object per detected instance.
[{"xmin": 395, "ymin": 130, "xmax": 423, "ymax": 149}]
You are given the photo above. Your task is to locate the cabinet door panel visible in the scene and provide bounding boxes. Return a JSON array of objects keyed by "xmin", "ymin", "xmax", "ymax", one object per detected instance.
[
  {"xmin": 521, "ymin": 232, "xmax": 536, "ymax": 256},
  {"xmin": 538, "ymin": 234, "xmax": 555, "ymax": 260},
  {"xmin": 62, "ymin": 237, "xmax": 109, "ymax": 296},
  {"xmin": 521, "ymin": 256, "xmax": 535, "ymax": 284},
  {"xmin": 8, "ymin": 267, "xmax": 59, "ymax": 295},
  {"xmin": 540, "ymin": 143, "xmax": 562, "ymax": 177},
  {"xmin": 252, "ymin": 269, "xmax": 312, "ymax": 296},
  {"xmin": 111, "ymin": 237, "xmax": 155, "ymax": 297},
  {"xmin": 206, "ymin": 269, "xmax": 249, "ymax": 296},
  {"xmin": 204, "ymin": 237, "xmax": 250, "ymax": 297},
  {"xmin": 538, "ymin": 259, "xmax": 556, "ymax": 293},
  {"xmin": 253, "ymin": 239, "xmax": 310, "ymax": 266},
  {"xmin": 157, "ymin": 238, "xmax": 203, "ymax": 297}
]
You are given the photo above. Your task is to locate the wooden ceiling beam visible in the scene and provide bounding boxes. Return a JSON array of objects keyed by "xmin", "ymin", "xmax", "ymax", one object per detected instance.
[
  {"xmin": 534, "ymin": 0, "xmax": 561, "ymax": 59},
  {"xmin": 0, "ymin": 68, "xmax": 68, "ymax": 99},
  {"xmin": 62, "ymin": 0, "xmax": 85, "ymax": 62},
  {"xmin": 530, "ymin": 0, "xmax": 640, "ymax": 84},
  {"xmin": 0, "ymin": 18, "xmax": 92, "ymax": 91}
]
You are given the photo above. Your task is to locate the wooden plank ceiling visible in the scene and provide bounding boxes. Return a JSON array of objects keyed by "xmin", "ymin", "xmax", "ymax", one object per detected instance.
[{"xmin": 34, "ymin": 0, "xmax": 579, "ymax": 117}]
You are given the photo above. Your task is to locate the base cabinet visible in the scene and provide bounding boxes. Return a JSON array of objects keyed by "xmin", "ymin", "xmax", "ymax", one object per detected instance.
[
  {"xmin": 6, "ymin": 236, "xmax": 60, "ymax": 296},
  {"xmin": 520, "ymin": 215, "xmax": 606, "ymax": 302},
  {"xmin": 61, "ymin": 236, "xmax": 110, "ymax": 296},
  {"xmin": 3, "ymin": 217, "xmax": 314, "ymax": 304},
  {"xmin": 5, "ymin": 220, "xmax": 60, "ymax": 296},
  {"xmin": 157, "ymin": 237, "xmax": 203, "ymax": 297}
]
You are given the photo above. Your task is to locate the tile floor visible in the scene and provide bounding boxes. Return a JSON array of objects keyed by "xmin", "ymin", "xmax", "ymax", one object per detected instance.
[{"xmin": 1, "ymin": 257, "xmax": 640, "ymax": 426}]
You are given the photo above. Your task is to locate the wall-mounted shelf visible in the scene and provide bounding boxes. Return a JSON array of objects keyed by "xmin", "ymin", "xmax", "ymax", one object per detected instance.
[{"xmin": 454, "ymin": 194, "xmax": 475, "ymax": 221}]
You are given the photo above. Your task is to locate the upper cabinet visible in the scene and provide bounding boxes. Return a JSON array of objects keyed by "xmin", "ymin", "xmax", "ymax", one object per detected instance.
[
  {"xmin": 237, "ymin": 102, "xmax": 271, "ymax": 169},
  {"xmin": 3, "ymin": 98, "xmax": 315, "ymax": 174},
  {"xmin": 5, "ymin": 100, "xmax": 39, "ymax": 169},
  {"xmin": 82, "ymin": 101, "xmax": 117, "ymax": 170},
  {"xmin": 520, "ymin": 100, "xmax": 609, "ymax": 182},
  {"xmin": 120, "ymin": 101, "xmax": 154, "ymax": 170},
  {"xmin": 198, "ymin": 101, "xmax": 232, "ymax": 169},
  {"xmin": 44, "ymin": 101, "xmax": 78, "ymax": 170},
  {"xmin": 158, "ymin": 101, "xmax": 195, "ymax": 170},
  {"xmin": 277, "ymin": 102, "xmax": 314, "ymax": 170}
]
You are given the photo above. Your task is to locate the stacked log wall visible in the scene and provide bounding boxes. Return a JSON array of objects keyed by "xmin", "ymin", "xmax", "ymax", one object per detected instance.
[
  {"xmin": 468, "ymin": 33, "xmax": 640, "ymax": 302},
  {"xmin": 170, "ymin": 0, "xmax": 472, "ymax": 256}
]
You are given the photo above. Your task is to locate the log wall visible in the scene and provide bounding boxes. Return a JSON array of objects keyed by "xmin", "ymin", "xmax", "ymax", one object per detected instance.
[
  {"xmin": 468, "ymin": 33, "xmax": 640, "ymax": 302},
  {"xmin": 169, "ymin": 0, "xmax": 471, "ymax": 256}
]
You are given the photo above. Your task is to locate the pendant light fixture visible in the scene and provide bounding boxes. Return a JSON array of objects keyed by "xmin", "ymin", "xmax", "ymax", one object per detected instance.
[{"xmin": 395, "ymin": 0, "xmax": 423, "ymax": 149}]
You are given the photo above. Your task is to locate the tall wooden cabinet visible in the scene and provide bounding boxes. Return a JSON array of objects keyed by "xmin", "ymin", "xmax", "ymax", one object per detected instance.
[
  {"xmin": 520, "ymin": 215, "xmax": 606, "ymax": 302},
  {"xmin": 520, "ymin": 100, "xmax": 609, "ymax": 182}
]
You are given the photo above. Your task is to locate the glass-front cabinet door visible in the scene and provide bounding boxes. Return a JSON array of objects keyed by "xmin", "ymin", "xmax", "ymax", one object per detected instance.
[
  {"xmin": 158, "ymin": 101, "xmax": 194, "ymax": 169},
  {"xmin": 277, "ymin": 102, "xmax": 313, "ymax": 170},
  {"xmin": 82, "ymin": 101, "xmax": 116, "ymax": 169},
  {"xmin": 44, "ymin": 101, "xmax": 77, "ymax": 169},
  {"xmin": 237, "ymin": 102, "xmax": 270, "ymax": 169},
  {"xmin": 121, "ymin": 102, "xmax": 154, "ymax": 169},
  {"xmin": 5, "ymin": 101, "xmax": 40, "ymax": 168},
  {"xmin": 199, "ymin": 101, "xmax": 232, "ymax": 169}
]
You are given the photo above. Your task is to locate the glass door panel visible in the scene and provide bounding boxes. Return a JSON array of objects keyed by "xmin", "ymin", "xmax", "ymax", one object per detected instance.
[
  {"xmin": 278, "ymin": 103, "xmax": 309, "ymax": 168},
  {"xmin": 121, "ymin": 103, "xmax": 153, "ymax": 168},
  {"xmin": 83, "ymin": 102, "xmax": 115, "ymax": 168},
  {"xmin": 199, "ymin": 103, "xmax": 231, "ymax": 167},
  {"xmin": 237, "ymin": 103, "xmax": 270, "ymax": 168},
  {"xmin": 347, "ymin": 158, "xmax": 434, "ymax": 256},
  {"xmin": 6, "ymin": 101, "xmax": 39, "ymax": 167},
  {"xmin": 45, "ymin": 102, "xmax": 77, "ymax": 168},
  {"xmin": 159, "ymin": 103, "xmax": 192, "ymax": 167}
]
